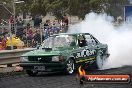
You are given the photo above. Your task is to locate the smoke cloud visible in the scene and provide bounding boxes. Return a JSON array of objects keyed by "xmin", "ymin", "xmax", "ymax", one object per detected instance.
[{"xmin": 68, "ymin": 12, "xmax": 132, "ymax": 69}]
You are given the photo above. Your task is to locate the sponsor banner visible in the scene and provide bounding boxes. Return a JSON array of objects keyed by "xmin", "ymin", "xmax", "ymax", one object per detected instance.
[{"xmin": 81, "ymin": 75, "xmax": 130, "ymax": 83}]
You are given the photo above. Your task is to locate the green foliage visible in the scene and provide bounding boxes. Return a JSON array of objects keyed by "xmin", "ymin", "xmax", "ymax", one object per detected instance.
[
  {"xmin": 0, "ymin": 0, "xmax": 130, "ymax": 19},
  {"xmin": 105, "ymin": 0, "xmax": 129, "ymax": 18}
]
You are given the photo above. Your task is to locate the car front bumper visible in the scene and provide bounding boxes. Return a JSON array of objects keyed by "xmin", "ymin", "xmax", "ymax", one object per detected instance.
[{"xmin": 20, "ymin": 62, "xmax": 66, "ymax": 72}]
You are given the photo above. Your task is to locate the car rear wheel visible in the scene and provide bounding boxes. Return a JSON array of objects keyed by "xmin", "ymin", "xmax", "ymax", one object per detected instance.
[
  {"xmin": 26, "ymin": 70, "xmax": 38, "ymax": 76},
  {"xmin": 65, "ymin": 59, "xmax": 75, "ymax": 75}
]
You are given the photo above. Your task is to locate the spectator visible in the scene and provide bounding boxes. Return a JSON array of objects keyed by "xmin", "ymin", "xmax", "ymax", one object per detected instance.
[
  {"xmin": 33, "ymin": 30, "xmax": 44, "ymax": 47},
  {"xmin": 16, "ymin": 27, "xmax": 24, "ymax": 40},
  {"xmin": 1, "ymin": 34, "xmax": 7, "ymax": 49},
  {"xmin": 63, "ymin": 15, "xmax": 69, "ymax": 26},
  {"xmin": 63, "ymin": 15, "xmax": 69, "ymax": 33},
  {"xmin": 22, "ymin": 27, "xmax": 27, "ymax": 45},
  {"xmin": 2, "ymin": 28, "xmax": 8, "ymax": 35},
  {"xmin": 51, "ymin": 20, "xmax": 60, "ymax": 34},
  {"xmin": 8, "ymin": 15, "xmax": 14, "ymax": 24},
  {"xmin": 26, "ymin": 24, "xmax": 33, "ymax": 47},
  {"xmin": 44, "ymin": 20, "xmax": 51, "ymax": 38},
  {"xmin": 16, "ymin": 18, "xmax": 24, "ymax": 27},
  {"xmin": 44, "ymin": 20, "xmax": 50, "ymax": 29},
  {"xmin": 44, "ymin": 20, "xmax": 50, "ymax": 26},
  {"xmin": 9, "ymin": 15, "xmax": 15, "ymax": 34},
  {"xmin": 34, "ymin": 16, "xmax": 42, "ymax": 28}
]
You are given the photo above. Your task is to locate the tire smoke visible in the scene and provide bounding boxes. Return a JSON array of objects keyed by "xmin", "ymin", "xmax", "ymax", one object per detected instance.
[{"xmin": 68, "ymin": 12, "xmax": 132, "ymax": 69}]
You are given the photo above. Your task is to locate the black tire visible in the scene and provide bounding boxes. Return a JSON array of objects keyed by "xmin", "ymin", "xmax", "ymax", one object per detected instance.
[
  {"xmin": 26, "ymin": 70, "xmax": 38, "ymax": 76},
  {"xmin": 65, "ymin": 59, "xmax": 75, "ymax": 75}
]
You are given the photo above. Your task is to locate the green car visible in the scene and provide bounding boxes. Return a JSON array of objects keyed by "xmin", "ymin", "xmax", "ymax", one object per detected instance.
[{"xmin": 20, "ymin": 33, "xmax": 109, "ymax": 76}]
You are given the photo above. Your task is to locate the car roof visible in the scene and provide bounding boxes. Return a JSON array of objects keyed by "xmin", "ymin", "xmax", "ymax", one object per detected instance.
[{"xmin": 53, "ymin": 33, "xmax": 91, "ymax": 36}]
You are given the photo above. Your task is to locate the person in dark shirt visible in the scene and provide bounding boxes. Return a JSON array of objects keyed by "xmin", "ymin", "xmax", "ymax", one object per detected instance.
[
  {"xmin": 63, "ymin": 15, "xmax": 69, "ymax": 26},
  {"xmin": 34, "ymin": 16, "xmax": 42, "ymax": 28},
  {"xmin": 16, "ymin": 18, "xmax": 23, "ymax": 27},
  {"xmin": 33, "ymin": 30, "xmax": 44, "ymax": 47},
  {"xmin": 63, "ymin": 15, "xmax": 69, "ymax": 32},
  {"xmin": 44, "ymin": 20, "xmax": 51, "ymax": 38}
]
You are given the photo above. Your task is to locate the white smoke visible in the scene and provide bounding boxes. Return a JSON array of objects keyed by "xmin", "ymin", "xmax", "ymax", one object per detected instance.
[{"xmin": 68, "ymin": 12, "xmax": 132, "ymax": 69}]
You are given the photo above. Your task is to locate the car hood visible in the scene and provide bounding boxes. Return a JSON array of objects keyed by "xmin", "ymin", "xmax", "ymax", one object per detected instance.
[
  {"xmin": 22, "ymin": 50, "xmax": 61, "ymax": 56},
  {"xmin": 21, "ymin": 47, "xmax": 75, "ymax": 57}
]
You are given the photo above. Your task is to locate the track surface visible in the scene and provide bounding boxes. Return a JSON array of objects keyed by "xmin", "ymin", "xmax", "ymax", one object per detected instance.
[{"xmin": 0, "ymin": 66, "xmax": 132, "ymax": 88}]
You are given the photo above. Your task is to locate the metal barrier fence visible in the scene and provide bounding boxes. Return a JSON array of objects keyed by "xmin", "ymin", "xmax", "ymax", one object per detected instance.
[{"xmin": 0, "ymin": 48, "xmax": 36, "ymax": 66}]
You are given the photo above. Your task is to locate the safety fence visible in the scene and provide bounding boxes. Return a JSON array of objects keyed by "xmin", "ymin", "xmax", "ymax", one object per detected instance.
[
  {"xmin": 0, "ymin": 23, "xmax": 68, "ymax": 67},
  {"xmin": 0, "ymin": 24, "xmax": 69, "ymax": 50}
]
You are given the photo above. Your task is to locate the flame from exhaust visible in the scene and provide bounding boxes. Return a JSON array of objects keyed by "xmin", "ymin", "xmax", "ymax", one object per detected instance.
[{"xmin": 78, "ymin": 66, "xmax": 86, "ymax": 76}]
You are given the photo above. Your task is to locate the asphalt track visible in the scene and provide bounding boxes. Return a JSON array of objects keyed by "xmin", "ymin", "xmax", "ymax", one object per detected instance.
[{"xmin": 0, "ymin": 66, "xmax": 132, "ymax": 88}]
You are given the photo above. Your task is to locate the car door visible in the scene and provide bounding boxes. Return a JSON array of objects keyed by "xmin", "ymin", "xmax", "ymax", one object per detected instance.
[
  {"xmin": 80, "ymin": 34, "xmax": 98, "ymax": 65},
  {"xmin": 72, "ymin": 34, "xmax": 96, "ymax": 67}
]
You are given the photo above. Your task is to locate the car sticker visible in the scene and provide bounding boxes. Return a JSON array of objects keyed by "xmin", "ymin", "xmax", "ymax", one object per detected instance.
[
  {"xmin": 76, "ymin": 57, "xmax": 95, "ymax": 63},
  {"xmin": 75, "ymin": 49, "xmax": 96, "ymax": 58}
]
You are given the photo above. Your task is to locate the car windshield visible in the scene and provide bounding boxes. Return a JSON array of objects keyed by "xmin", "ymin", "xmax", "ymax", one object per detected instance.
[{"xmin": 41, "ymin": 35, "xmax": 75, "ymax": 49}]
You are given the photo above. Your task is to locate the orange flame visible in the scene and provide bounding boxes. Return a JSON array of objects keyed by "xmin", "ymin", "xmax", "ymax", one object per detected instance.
[{"xmin": 78, "ymin": 66, "xmax": 86, "ymax": 76}]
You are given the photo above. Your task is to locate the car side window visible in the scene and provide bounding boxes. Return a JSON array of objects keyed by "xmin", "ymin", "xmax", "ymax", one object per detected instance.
[
  {"xmin": 77, "ymin": 35, "xmax": 87, "ymax": 47},
  {"xmin": 85, "ymin": 35, "xmax": 97, "ymax": 46}
]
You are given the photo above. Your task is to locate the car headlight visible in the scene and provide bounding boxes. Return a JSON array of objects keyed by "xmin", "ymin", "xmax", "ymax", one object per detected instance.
[
  {"xmin": 52, "ymin": 56, "xmax": 59, "ymax": 62},
  {"xmin": 20, "ymin": 57, "xmax": 28, "ymax": 62},
  {"xmin": 52, "ymin": 56, "xmax": 65, "ymax": 62}
]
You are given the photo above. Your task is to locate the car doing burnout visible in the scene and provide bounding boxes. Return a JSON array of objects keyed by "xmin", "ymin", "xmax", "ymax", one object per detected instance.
[{"xmin": 20, "ymin": 33, "xmax": 109, "ymax": 76}]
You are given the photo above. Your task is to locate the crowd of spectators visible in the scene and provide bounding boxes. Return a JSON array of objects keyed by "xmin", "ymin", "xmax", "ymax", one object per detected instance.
[{"xmin": 0, "ymin": 15, "xmax": 69, "ymax": 50}]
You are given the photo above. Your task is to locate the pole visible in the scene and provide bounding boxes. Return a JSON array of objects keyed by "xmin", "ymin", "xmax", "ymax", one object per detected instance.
[
  {"xmin": 13, "ymin": 0, "xmax": 16, "ymax": 35},
  {"xmin": 13, "ymin": 0, "xmax": 25, "ymax": 35},
  {"xmin": 9, "ymin": 22, "xmax": 14, "ymax": 50}
]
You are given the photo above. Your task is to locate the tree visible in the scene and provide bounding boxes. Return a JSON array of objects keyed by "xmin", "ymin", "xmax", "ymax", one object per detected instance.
[
  {"xmin": 0, "ymin": 0, "xmax": 130, "ymax": 19},
  {"xmin": 0, "ymin": 0, "xmax": 13, "ymax": 19},
  {"xmin": 104, "ymin": 0, "xmax": 129, "ymax": 19}
]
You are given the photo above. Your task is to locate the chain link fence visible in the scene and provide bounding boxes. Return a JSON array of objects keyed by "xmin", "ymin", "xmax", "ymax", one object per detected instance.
[{"xmin": 0, "ymin": 22, "xmax": 69, "ymax": 50}]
